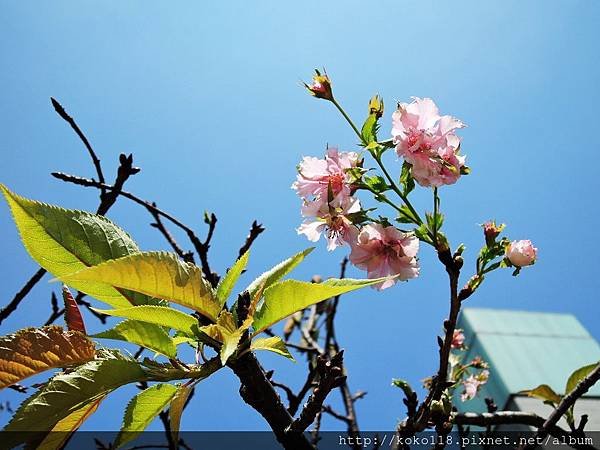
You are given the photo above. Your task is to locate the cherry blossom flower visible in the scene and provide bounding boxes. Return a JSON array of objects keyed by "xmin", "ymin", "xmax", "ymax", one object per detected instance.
[
  {"xmin": 292, "ymin": 148, "xmax": 360, "ymax": 207},
  {"xmin": 506, "ymin": 240, "xmax": 538, "ymax": 267},
  {"xmin": 391, "ymin": 97, "xmax": 466, "ymax": 187},
  {"xmin": 349, "ymin": 223, "xmax": 419, "ymax": 290},
  {"xmin": 451, "ymin": 329, "xmax": 465, "ymax": 349},
  {"xmin": 297, "ymin": 197, "xmax": 360, "ymax": 251},
  {"xmin": 461, "ymin": 370, "xmax": 490, "ymax": 402},
  {"xmin": 482, "ymin": 220, "xmax": 505, "ymax": 246}
]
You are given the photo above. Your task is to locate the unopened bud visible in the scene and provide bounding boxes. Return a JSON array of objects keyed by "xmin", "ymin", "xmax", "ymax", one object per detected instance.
[
  {"xmin": 482, "ymin": 220, "xmax": 505, "ymax": 247},
  {"xmin": 303, "ymin": 69, "xmax": 334, "ymax": 101},
  {"xmin": 368, "ymin": 95, "xmax": 384, "ymax": 118}
]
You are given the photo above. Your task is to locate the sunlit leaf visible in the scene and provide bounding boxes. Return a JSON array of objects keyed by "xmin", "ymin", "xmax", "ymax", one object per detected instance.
[
  {"xmin": 60, "ymin": 252, "xmax": 220, "ymax": 321},
  {"xmin": 200, "ymin": 311, "xmax": 251, "ymax": 365},
  {"xmin": 2, "ymin": 351, "xmax": 148, "ymax": 449},
  {"xmin": 252, "ymin": 277, "xmax": 385, "ymax": 334},
  {"xmin": 0, "ymin": 325, "xmax": 95, "ymax": 390},
  {"xmin": 169, "ymin": 383, "xmax": 193, "ymax": 445},
  {"xmin": 115, "ymin": 383, "xmax": 179, "ymax": 449},
  {"xmin": 245, "ymin": 248, "xmax": 314, "ymax": 298},
  {"xmin": 0, "ymin": 184, "xmax": 151, "ymax": 308},
  {"xmin": 35, "ymin": 395, "xmax": 105, "ymax": 450},
  {"xmin": 251, "ymin": 336, "xmax": 295, "ymax": 361},
  {"xmin": 566, "ymin": 362, "xmax": 599, "ymax": 395},
  {"xmin": 520, "ymin": 384, "xmax": 562, "ymax": 406},
  {"xmin": 216, "ymin": 250, "xmax": 250, "ymax": 306},
  {"xmin": 93, "ymin": 306, "xmax": 200, "ymax": 338},
  {"xmin": 93, "ymin": 319, "xmax": 177, "ymax": 359}
]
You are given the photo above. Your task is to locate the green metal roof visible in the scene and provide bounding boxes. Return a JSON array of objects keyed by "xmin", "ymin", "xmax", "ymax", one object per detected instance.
[{"xmin": 454, "ymin": 308, "xmax": 600, "ymax": 413}]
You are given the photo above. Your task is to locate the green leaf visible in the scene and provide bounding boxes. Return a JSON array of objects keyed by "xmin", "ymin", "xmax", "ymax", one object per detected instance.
[
  {"xmin": 400, "ymin": 162, "xmax": 415, "ymax": 196},
  {"xmin": 35, "ymin": 396, "xmax": 105, "ymax": 450},
  {"xmin": 93, "ymin": 306, "xmax": 200, "ymax": 338},
  {"xmin": 169, "ymin": 383, "xmax": 193, "ymax": 445},
  {"xmin": 361, "ymin": 113, "xmax": 379, "ymax": 144},
  {"xmin": 115, "ymin": 383, "xmax": 179, "ymax": 449},
  {"xmin": 0, "ymin": 325, "xmax": 96, "ymax": 390},
  {"xmin": 566, "ymin": 362, "xmax": 600, "ymax": 395},
  {"xmin": 245, "ymin": 247, "xmax": 314, "ymax": 298},
  {"xmin": 520, "ymin": 384, "xmax": 562, "ymax": 406},
  {"xmin": 392, "ymin": 379, "xmax": 415, "ymax": 400},
  {"xmin": 216, "ymin": 250, "xmax": 250, "ymax": 306},
  {"xmin": 251, "ymin": 336, "xmax": 295, "ymax": 361},
  {"xmin": 397, "ymin": 205, "xmax": 417, "ymax": 224},
  {"xmin": 60, "ymin": 251, "xmax": 220, "ymax": 321},
  {"xmin": 0, "ymin": 184, "xmax": 152, "ymax": 308},
  {"xmin": 2, "ymin": 351, "xmax": 148, "ymax": 449},
  {"xmin": 199, "ymin": 311, "xmax": 250, "ymax": 365},
  {"xmin": 93, "ymin": 319, "xmax": 177, "ymax": 359},
  {"xmin": 364, "ymin": 175, "xmax": 389, "ymax": 194},
  {"xmin": 252, "ymin": 277, "xmax": 386, "ymax": 334}
]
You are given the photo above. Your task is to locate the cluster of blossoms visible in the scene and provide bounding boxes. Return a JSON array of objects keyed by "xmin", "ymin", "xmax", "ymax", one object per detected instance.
[
  {"xmin": 448, "ymin": 329, "xmax": 491, "ymax": 402},
  {"xmin": 392, "ymin": 97, "xmax": 466, "ymax": 187},
  {"xmin": 293, "ymin": 148, "xmax": 419, "ymax": 289}
]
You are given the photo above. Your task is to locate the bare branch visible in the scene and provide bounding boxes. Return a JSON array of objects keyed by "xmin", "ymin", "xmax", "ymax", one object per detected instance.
[
  {"xmin": 51, "ymin": 97, "xmax": 106, "ymax": 196},
  {"xmin": 0, "ymin": 268, "xmax": 46, "ymax": 326},
  {"xmin": 238, "ymin": 220, "xmax": 265, "ymax": 258}
]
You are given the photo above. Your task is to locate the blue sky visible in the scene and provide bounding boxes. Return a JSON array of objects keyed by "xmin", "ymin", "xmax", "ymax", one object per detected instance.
[{"xmin": 1, "ymin": 0, "xmax": 599, "ymax": 434}]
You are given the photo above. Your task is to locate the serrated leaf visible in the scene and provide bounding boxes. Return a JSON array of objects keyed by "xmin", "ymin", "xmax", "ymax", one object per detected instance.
[
  {"xmin": 245, "ymin": 248, "xmax": 314, "ymax": 299},
  {"xmin": 93, "ymin": 306, "xmax": 200, "ymax": 338},
  {"xmin": 364, "ymin": 175, "xmax": 389, "ymax": 194},
  {"xmin": 2, "ymin": 352, "xmax": 148, "ymax": 449},
  {"xmin": 199, "ymin": 311, "xmax": 251, "ymax": 365},
  {"xmin": 115, "ymin": 383, "xmax": 179, "ymax": 449},
  {"xmin": 216, "ymin": 250, "xmax": 250, "ymax": 306},
  {"xmin": 0, "ymin": 184, "xmax": 150, "ymax": 308},
  {"xmin": 252, "ymin": 277, "xmax": 386, "ymax": 334},
  {"xmin": 34, "ymin": 395, "xmax": 105, "ymax": 450},
  {"xmin": 0, "ymin": 325, "xmax": 96, "ymax": 390},
  {"xmin": 251, "ymin": 336, "xmax": 295, "ymax": 361},
  {"xmin": 169, "ymin": 383, "xmax": 193, "ymax": 445},
  {"xmin": 520, "ymin": 384, "xmax": 562, "ymax": 405},
  {"xmin": 62, "ymin": 285, "xmax": 86, "ymax": 334},
  {"xmin": 361, "ymin": 113, "xmax": 379, "ymax": 144},
  {"xmin": 60, "ymin": 252, "xmax": 220, "ymax": 321},
  {"xmin": 93, "ymin": 319, "xmax": 177, "ymax": 359},
  {"xmin": 566, "ymin": 362, "xmax": 599, "ymax": 395}
]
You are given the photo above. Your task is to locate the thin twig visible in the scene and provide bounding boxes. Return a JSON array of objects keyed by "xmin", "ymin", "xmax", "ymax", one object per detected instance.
[
  {"xmin": 238, "ymin": 220, "xmax": 265, "ymax": 258},
  {"xmin": 0, "ymin": 268, "xmax": 46, "ymax": 326}
]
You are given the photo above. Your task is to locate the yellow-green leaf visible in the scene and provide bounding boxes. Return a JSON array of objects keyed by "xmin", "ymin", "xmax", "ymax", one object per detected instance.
[
  {"xmin": 115, "ymin": 383, "xmax": 179, "ymax": 449},
  {"xmin": 60, "ymin": 252, "xmax": 220, "ymax": 321},
  {"xmin": 199, "ymin": 311, "xmax": 250, "ymax": 365},
  {"xmin": 216, "ymin": 250, "xmax": 250, "ymax": 305},
  {"xmin": 93, "ymin": 319, "xmax": 177, "ymax": 359},
  {"xmin": 0, "ymin": 325, "xmax": 96, "ymax": 390},
  {"xmin": 93, "ymin": 306, "xmax": 200, "ymax": 338},
  {"xmin": 0, "ymin": 184, "xmax": 145, "ymax": 308},
  {"xmin": 251, "ymin": 336, "xmax": 295, "ymax": 362},
  {"xmin": 252, "ymin": 277, "xmax": 385, "ymax": 334},
  {"xmin": 245, "ymin": 248, "xmax": 314, "ymax": 298},
  {"xmin": 169, "ymin": 383, "xmax": 193, "ymax": 445},
  {"xmin": 35, "ymin": 395, "xmax": 105, "ymax": 450},
  {"xmin": 520, "ymin": 384, "xmax": 562, "ymax": 405},
  {"xmin": 566, "ymin": 362, "xmax": 600, "ymax": 395}
]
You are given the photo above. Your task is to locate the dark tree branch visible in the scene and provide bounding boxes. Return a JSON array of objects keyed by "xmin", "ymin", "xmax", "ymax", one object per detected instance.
[
  {"xmin": 0, "ymin": 268, "xmax": 46, "ymax": 326},
  {"xmin": 51, "ymin": 97, "xmax": 106, "ymax": 196},
  {"xmin": 149, "ymin": 202, "xmax": 195, "ymax": 263},
  {"xmin": 519, "ymin": 363, "xmax": 600, "ymax": 450},
  {"xmin": 238, "ymin": 220, "xmax": 265, "ymax": 258}
]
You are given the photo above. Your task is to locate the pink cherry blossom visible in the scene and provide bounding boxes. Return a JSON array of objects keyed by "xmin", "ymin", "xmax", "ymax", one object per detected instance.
[
  {"xmin": 292, "ymin": 148, "xmax": 360, "ymax": 207},
  {"xmin": 451, "ymin": 329, "xmax": 465, "ymax": 349},
  {"xmin": 349, "ymin": 223, "xmax": 419, "ymax": 290},
  {"xmin": 391, "ymin": 97, "xmax": 466, "ymax": 187},
  {"xmin": 506, "ymin": 240, "xmax": 538, "ymax": 267},
  {"xmin": 297, "ymin": 197, "xmax": 360, "ymax": 251},
  {"xmin": 461, "ymin": 370, "xmax": 490, "ymax": 402}
]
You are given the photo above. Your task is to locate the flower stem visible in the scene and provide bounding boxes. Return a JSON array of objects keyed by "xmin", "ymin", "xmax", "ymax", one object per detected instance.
[{"xmin": 330, "ymin": 96, "xmax": 425, "ymax": 227}]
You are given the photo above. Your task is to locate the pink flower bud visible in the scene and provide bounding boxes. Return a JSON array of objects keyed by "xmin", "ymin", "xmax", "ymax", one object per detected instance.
[
  {"xmin": 303, "ymin": 69, "xmax": 333, "ymax": 101},
  {"xmin": 451, "ymin": 329, "xmax": 465, "ymax": 349},
  {"xmin": 505, "ymin": 240, "xmax": 538, "ymax": 267},
  {"xmin": 482, "ymin": 220, "xmax": 505, "ymax": 246}
]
